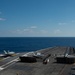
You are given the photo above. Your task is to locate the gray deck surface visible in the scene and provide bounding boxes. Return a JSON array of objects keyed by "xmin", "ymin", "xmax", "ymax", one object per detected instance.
[{"xmin": 0, "ymin": 47, "xmax": 74, "ymax": 75}]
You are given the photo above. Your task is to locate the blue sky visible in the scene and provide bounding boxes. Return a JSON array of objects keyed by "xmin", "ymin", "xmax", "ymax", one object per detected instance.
[{"xmin": 0, "ymin": 0, "xmax": 75, "ymax": 37}]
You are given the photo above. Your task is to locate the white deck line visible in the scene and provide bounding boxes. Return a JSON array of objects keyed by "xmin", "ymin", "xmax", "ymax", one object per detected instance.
[{"xmin": 0, "ymin": 58, "xmax": 19, "ymax": 71}]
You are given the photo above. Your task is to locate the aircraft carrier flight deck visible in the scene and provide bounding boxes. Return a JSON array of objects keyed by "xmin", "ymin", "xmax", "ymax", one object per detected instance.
[{"xmin": 0, "ymin": 46, "xmax": 75, "ymax": 75}]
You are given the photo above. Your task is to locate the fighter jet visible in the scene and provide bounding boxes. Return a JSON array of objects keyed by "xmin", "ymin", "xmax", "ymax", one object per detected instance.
[{"xmin": 4, "ymin": 50, "xmax": 15, "ymax": 56}]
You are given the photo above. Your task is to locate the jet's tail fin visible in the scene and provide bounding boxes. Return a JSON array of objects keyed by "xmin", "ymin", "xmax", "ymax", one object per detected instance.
[{"xmin": 4, "ymin": 50, "xmax": 8, "ymax": 54}]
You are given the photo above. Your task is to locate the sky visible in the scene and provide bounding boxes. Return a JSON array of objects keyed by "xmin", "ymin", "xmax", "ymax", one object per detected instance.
[{"xmin": 0, "ymin": 0, "xmax": 75, "ymax": 37}]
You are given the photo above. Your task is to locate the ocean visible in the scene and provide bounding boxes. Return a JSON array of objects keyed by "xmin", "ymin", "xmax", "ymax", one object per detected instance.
[{"xmin": 0, "ymin": 37, "xmax": 75, "ymax": 53}]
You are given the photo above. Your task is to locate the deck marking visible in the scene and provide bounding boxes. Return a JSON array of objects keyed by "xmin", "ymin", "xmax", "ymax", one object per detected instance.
[
  {"xmin": 0, "ymin": 58, "xmax": 19, "ymax": 71},
  {"xmin": 59, "ymin": 65, "xmax": 68, "ymax": 75}
]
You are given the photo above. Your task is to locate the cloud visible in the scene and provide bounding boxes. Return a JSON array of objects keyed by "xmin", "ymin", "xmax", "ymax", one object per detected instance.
[
  {"xmin": 22, "ymin": 26, "xmax": 37, "ymax": 33},
  {"xmin": 54, "ymin": 29, "xmax": 61, "ymax": 34},
  {"xmin": 11, "ymin": 26, "xmax": 49, "ymax": 36},
  {"xmin": 24, "ymin": 29, "xmax": 30, "ymax": 32},
  {"xmin": 72, "ymin": 20, "xmax": 75, "ymax": 23},
  {"xmin": 58, "ymin": 22, "xmax": 66, "ymax": 25},
  {"xmin": 23, "ymin": 28, "xmax": 34, "ymax": 33},
  {"xmin": 13, "ymin": 28, "xmax": 35, "ymax": 34},
  {"xmin": 11, "ymin": 29, "xmax": 22, "ymax": 34},
  {"xmin": 30, "ymin": 26, "xmax": 37, "ymax": 29},
  {"xmin": 40, "ymin": 30, "xmax": 48, "ymax": 34},
  {"xmin": 0, "ymin": 18, "xmax": 6, "ymax": 21},
  {"xmin": 12, "ymin": 27, "xmax": 49, "ymax": 36}
]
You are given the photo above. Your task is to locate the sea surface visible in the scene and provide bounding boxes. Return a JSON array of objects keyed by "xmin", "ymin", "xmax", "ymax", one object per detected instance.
[{"xmin": 0, "ymin": 37, "xmax": 75, "ymax": 53}]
